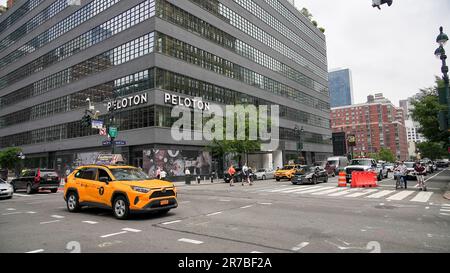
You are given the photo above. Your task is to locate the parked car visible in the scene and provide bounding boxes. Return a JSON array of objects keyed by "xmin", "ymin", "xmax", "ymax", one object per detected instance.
[
  {"xmin": 436, "ymin": 159, "xmax": 449, "ymax": 169},
  {"xmin": 223, "ymin": 168, "xmax": 256, "ymax": 183},
  {"xmin": 0, "ymin": 178, "xmax": 13, "ymax": 199},
  {"xmin": 326, "ymin": 156, "xmax": 349, "ymax": 175},
  {"xmin": 11, "ymin": 169, "xmax": 60, "ymax": 194},
  {"xmin": 291, "ymin": 166, "xmax": 328, "ymax": 185},
  {"xmin": 314, "ymin": 161, "xmax": 336, "ymax": 177},
  {"xmin": 404, "ymin": 162, "xmax": 417, "ymax": 180},
  {"xmin": 384, "ymin": 162, "xmax": 395, "ymax": 172},
  {"xmin": 254, "ymin": 168, "xmax": 274, "ymax": 180}
]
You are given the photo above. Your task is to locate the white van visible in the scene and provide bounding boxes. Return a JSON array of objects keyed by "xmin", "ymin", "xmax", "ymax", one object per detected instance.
[{"xmin": 327, "ymin": 156, "xmax": 349, "ymax": 175}]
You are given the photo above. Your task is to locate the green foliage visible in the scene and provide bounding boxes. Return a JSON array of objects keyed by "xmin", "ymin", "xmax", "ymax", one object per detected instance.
[
  {"xmin": 378, "ymin": 148, "xmax": 396, "ymax": 162},
  {"xmin": 300, "ymin": 7, "xmax": 325, "ymax": 33},
  {"xmin": 416, "ymin": 142, "xmax": 446, "ymax": 160},
  {"xmin": 0, "ymin": 147, "xmax": 22, "ymax": 170},
  {"xmin": 410, "ymin": 78, "xmax": 449, "ymax": 143}
]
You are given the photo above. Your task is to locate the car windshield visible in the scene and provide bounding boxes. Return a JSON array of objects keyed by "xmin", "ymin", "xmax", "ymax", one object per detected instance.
[
  {"xmin": 327, "ymin": 160, "xmax": 338, "ymax": 166},
  {"xmin": 282, "ymin": 166, "xmax": 294, "ymax": 170},
  {"xmin": 350, "ymin": 159, "xmax": 373, "ymax": 166},
  {"xmin": 111, "ymin": 168, "xmax": 149, "ymax": 181}
]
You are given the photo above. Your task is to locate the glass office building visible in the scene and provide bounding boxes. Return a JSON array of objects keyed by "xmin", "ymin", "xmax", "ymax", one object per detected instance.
[
  {"xmin": 329, "ymin": 68, "xmax": 354, "ymax": 108},
  {"xmin": 0, "ymin": 0, "xmax": 331, "ymax": 178}
]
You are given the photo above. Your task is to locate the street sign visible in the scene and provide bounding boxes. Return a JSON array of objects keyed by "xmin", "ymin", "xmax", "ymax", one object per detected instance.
[
  {"xmin": 108, "ymin": 127, "xmax": 118, "ymax": 138},
  {"xmin": 91, "ymin": 120, "xmax": 103, "ymax": 129},
  {"xmin": 99, "ymin": 127, "xmax": 107, "ymax": 136},
  {"xmin": 102, "ymin": 140, "xmax": 112, "ymax": 146},
  {"xmin": 114, "ymin": 140, "xmax": 126, "ymax": 146}
]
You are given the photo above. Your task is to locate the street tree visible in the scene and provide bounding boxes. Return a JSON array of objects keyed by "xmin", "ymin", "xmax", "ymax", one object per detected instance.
[
  {"xmin": 416, "ymin": 142, "xmax": 446, "ymax": 161},
  {"xmin": 0, "ymin": 147, "xmax": 23, "ymax": 177}
]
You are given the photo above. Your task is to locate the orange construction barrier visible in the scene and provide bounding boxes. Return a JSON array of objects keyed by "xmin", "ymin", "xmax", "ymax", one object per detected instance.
[
  {"xmin": 338, "ymin": 171, "xmax": 347, "ymax": 187},
  {"xmin": 351, "ymin": 171, "xmax": 378, "ymax": 188}
]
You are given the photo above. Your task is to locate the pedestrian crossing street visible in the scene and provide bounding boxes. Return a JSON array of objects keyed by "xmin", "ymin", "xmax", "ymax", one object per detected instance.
[{"xmin": 246, "ymin": 184, "xmax": 435, "ymax": 203}]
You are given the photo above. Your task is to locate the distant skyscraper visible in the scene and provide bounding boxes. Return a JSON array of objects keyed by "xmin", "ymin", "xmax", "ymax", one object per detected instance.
[{"xmin": 329, "ymin": 68, "xmax": 354, "ymax": 107}]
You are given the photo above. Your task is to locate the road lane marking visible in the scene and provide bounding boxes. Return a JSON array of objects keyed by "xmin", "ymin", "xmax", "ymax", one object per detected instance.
[
  {"xmin": 51, "ymin": 215, "xmax": 65, "ymax": 219},
  {"xmin": 386, "ymin": 190, "xmax": 415, "ymax": 201},
  {"xmin": 425, "ymin": 169, "xmax": 447, "ymax": 182},
  {"xmin": 100, "ymin": 231, "xmax": 128, "ymax": 238},
  {"xmin": 281, "ymin": 186, "xmax": 322, "ymax": 193},
  {"xmin": 327, "ymin": 190, "xmax": 354, "ymax": 197},
  {"xmin": 366, "ymin": 190, "xmax": 395, "ymax": 199},
  {"xmin": 259, "ymin": 202, "xmax": 272, "ymax": 205},
  {"xmin": 442, "ymin": 204, "xmax": 450, "ymax": 207},
  {"xmin": 292, "ymin": 242, "xmax": 309, "ymax": 252},
  {"xmin": 6, "ymin": 208, "xmax": 16, "ymax": 211},
  {"xmin": 440, "ymin": 213, "xmax": 450, "ymax": 216},
  {"xmin": 26, "ymin": 249, "xmax": 44, "ymax": 253},
  {"xmin": 294, "ymin": 186, "xmax": 334, "ymax": 194},
  {"xmin": 2, "ymin": 212, "xmax": 22, "ymax": 215},
  {"xmin": 26, "ymin": 211, "xmax": 37, "ymax": 214},
  {"xmin": 440, "ymin": 208, "xmax": 450, "ymax": 212},
  {"xmin": 13, "ymin": 194, "xmax": 31, "ymax": 197},
  {"xmin": 82, "ymin": 221, "xmax": 98, "ymax": 224},
  {"xmin": 178, "ymin": 238, "xmax": 204, "ymax": 245},
  {"xmin": 410, "ymin": 192, "xmax": 433, "ymax": 203},
  {"xmin": 251, "ymin": 251, "xmax": 263, "ymax": 253},
  {"xmin": 40, "ymin": 220, "xmax": 61, "ymax": 225},
  {"xmin": 240, "ymin": 205, "xmax": 253, "ymax": 209},
  {"xmin": 162, "ymin": 220, "xmax": 182, "ymax": 225},
  {"xmin": 268, "ymin": 186, "xmax": 306, "ymax": 193},
  {"xmin": 207, "ymin": 211, "xmax": 223, "ymax": 216},
  {"xmin": 219, "ymin": 199, "xmax": 231, "ymax": 202},
  {"xmin": 312, "ymin": 188, "xmax": 347, "ymax": 195},
  {"xmin": 122, "ymin": 228, "xmax": 141, "ymax": 233},
  {"xmin": 345, "ymin": 189, "xmax": 378, "ymax": 198}
]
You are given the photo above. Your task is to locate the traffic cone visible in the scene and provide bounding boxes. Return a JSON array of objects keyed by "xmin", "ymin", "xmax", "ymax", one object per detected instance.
[{"xmin": 338, "ymin": 171, "xmax": 347, "ymax": 187}]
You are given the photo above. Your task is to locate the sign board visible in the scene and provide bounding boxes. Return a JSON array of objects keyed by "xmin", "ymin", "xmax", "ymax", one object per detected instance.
[
  {"xmin": 95, "ymin": 154, "xmax": 125, "ymax": 165},
  {"xmin": 108, "ymin": 127, "xmax": 118, "ymax": 138},
  {"xmin": 114, "ymin": 140, "xmax": 126, "ymax": 146},
  {"xmin": 102, "ymin": 140, "xmax": 112, "ymax": 146},
  {"xmin": 107, "ymin": 93, "xmax": 148, "ymax": 112},
  {"xmin": 91, "ymin": 120, "xmax": 103, "ymax": 129},
  {"xmin": 164, "ymin": 93, "xmax": 210, "ymax": 111}
]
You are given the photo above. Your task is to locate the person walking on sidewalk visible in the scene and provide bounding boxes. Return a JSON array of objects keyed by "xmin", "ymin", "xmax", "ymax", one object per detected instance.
[
  {"xmin": 228, "ymin": 165, "xmax": 236, "ymax": 187},
  {"xmin": 415, "ymin": 162, "xmax": 427, "ymax": 191},
  {"xmin": 241, "ymin": 164, "xmax": 253, "ymax": 186}
]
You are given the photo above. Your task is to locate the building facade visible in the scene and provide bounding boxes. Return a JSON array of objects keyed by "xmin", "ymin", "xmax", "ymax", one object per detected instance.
[
  {"xmin": 328, "ymin": 68, "xmax": 354, "ymax": 108},
  {"xmin": 0, "ymin": 0, "xmax": 331, "ymax": 179},
  {"xmin": 331, "ymin": 94, "xmax": 408, "ymax": 160},
  {"xmin": 399, "ymin": 95, "xmax": 426, "ymax": 159}
]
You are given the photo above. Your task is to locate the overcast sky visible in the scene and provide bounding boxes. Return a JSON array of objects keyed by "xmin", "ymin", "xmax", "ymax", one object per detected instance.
[
  {"xmin": 1, "ymin": 0, "xmax": 449, "ymax": 106},
  {"xmin": 295, "ymin": 0, "xmax": 450, "ymax": 106}
]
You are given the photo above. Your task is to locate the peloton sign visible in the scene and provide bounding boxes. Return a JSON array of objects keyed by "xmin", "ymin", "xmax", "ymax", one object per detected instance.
[
  {"xmin": 164, "ymin": 93, "xmax": 210, "ymax": 111},
  {"xmin": 107, "ymin": 93, "xmax": 148, "ymax": 112}
]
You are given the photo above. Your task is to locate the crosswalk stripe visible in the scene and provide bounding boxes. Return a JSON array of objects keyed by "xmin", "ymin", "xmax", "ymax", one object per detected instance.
[
  {"xmin": 410, "ymin": 192, "xmax": 433, "ymax": 203},
  {"xmin": 344, "ymin": 189, "xmax": 378, "ymax": 198},
  {"xmin": 327, "ymin": 190, "xmax": 354, "ymax": 197},
  {"xmin": 366, "ymin": 190, "xmax": 395, "ymax": 199},
  {"xmin": 312, "ymin": 188, "xmax": 347, "ymax": 195},
  {"xmin": 253, "ymin": 186, "xmax": 289, "ymax": 192},
  {"xmin": 281, "ymin": 186, "xmax": 321, "ymax": 193},
  {"xmin": 386, "ymin": 191, "xmax": 415, "ymax": 201},
  {"xmin": 268, "ymin": 186, "xmax": 306, "ymax": 192},
  {"xmin": 294, "ymin": 186, "xmax": 334, "ymax": 194}
]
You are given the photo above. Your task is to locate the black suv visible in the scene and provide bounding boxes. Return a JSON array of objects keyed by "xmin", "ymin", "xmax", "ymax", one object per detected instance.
[{"xmin": 11, "ymin": 169, "xmax": 60, "ymax": 194}]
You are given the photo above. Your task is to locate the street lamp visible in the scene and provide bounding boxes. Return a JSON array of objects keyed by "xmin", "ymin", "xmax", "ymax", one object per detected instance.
[
  {"xmin": 434, "ymin": 26, "xmax": 450, "ymax": 154},
  {"xmin": 294, "ymin": 126, "xmax": 304, "ymax": 164}
]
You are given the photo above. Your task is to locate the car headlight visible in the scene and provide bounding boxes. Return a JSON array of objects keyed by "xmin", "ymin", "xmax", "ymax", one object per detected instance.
[{"xmin": 131, "ymin": 186, "xmax": 151, "ymax": 193}]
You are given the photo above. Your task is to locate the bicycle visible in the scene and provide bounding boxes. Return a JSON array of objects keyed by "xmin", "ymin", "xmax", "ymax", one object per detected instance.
[{"xmin": 394, "ymin": 171, "xmax": 405, "ymax": 190}]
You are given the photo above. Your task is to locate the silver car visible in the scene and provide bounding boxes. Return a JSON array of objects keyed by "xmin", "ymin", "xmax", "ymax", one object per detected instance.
[
  {"xmin": 0, "ymin": 178, "xmax": 13, "ymax": 199},
  {"xmin": 254, "ymin": 168, "xmax": 275, "ymax": 180}
]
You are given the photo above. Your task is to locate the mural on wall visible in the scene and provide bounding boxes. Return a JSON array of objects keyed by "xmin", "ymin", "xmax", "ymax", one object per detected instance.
[{"xmin": 143, "ymin": 149, "xmax": 212, "ymax": 178}]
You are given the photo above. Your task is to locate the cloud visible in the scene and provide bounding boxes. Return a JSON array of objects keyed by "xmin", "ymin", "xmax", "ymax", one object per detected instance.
[{"xmin": 296, "ymin": 0, "xmax": 450, "ymax": 105}]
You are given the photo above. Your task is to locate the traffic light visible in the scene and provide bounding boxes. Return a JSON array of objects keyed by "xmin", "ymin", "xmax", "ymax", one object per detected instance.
[
  {"xmin": 81, "ymin": 114, "xmax": 92, "ymax": 128},
  {"xmin": 372, "ymin": 0, "xmax": 393, "ymax": 9}
]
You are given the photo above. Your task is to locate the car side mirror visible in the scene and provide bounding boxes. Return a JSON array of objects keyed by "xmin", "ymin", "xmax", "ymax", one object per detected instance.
[{"xmin": 99, "ymin": 177, "xmax": 110, "ymax": 184}]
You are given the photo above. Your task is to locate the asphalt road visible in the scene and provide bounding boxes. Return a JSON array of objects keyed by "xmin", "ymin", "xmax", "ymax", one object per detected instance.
[{"xmin": 1, "ymin": 169, "xmax": 449, "ymax": 253}]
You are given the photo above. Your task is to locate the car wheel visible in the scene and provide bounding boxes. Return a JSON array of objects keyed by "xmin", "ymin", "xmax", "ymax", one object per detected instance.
[
  {"xmin": 312, "ymin": 176, "xmax": 318, "ymax": 185},
  {"xmin": 276, "ymin": 178, "xmax": 280, "ymax": 182},
  {"xmin": 324, "ymin": 176, "xmax": 328, "ymax": 183},
  {"xmin": 378, "ymin": 172, "xmax": 382, "ymax": 181},
  {"xmin": 50, "ymin": 188, "xmax": 58, "ymax": 193},
  {"xmin": 26, "ymin": 183, "xmax": 34, "ymax": 194},
  {"xmin": 332, "ymin": 172, "xmax": 335, "ymax": 177},
  {"xmin": 66, "ymin": 192, "xmax": 80, "ymax": 212},
  {"xmin": 11, "ymin": 182, "xmax": 16, "ymax": 193},
  {"xmin": 262, "ymin": 175, "xmax": 266, "ymax": 180},
  {"xmin": 113, "ymin": 196, "xmax": 130, "ymax": 220}
]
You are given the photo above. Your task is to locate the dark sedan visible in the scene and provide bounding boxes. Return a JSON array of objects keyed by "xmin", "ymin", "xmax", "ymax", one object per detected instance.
[
  {"xmin": 11, "ymin": 169, "xmax": 60, "ymax": 194},
  {"xmin": 291, "ymin": 166, "xmax": 328, "ymax": 185}
]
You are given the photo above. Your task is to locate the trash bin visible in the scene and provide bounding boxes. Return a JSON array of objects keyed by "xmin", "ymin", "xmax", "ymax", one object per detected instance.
[{"xmin": 185, "ymin": 175, "xmax": 191, "ymax": 185}]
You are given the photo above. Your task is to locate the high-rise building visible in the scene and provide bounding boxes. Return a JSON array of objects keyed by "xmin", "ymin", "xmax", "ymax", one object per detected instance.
[
  {"xmin": 329, "ymin": 68, "xmax": 354, "ymax": 108},
  {"xmin": 399, "ymin": 94, "xmax": 427, "ymax": 159},
  {"xmin": 331, "ymin": 93, "xmax": 408, "ymax": 160},
  {"xmin": 0, "ymin": 0, "xmax": 331, "ymax": 178}
]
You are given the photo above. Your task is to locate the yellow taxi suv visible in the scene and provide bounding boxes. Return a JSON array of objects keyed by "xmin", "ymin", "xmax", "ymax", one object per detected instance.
[
  {"xmin": 274, "ymin": 164, "xmax": 303, "ymax": 181},
  {"xmin": 64, "ymin": 165, "xmax": 178, "ymax": 220}
]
